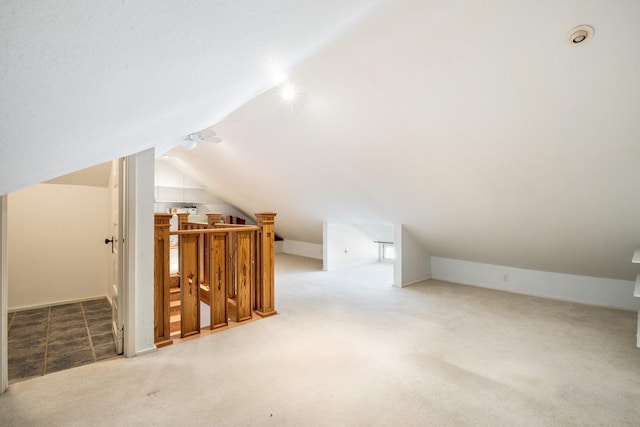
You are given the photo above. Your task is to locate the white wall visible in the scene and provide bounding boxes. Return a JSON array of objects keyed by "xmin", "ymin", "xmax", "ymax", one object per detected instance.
[
  {"xmin": 128, "ymin": 149, "xmax": 156, "ymax": 356},
  {"xmin": 155, "ymin": 158, "xmax": 253, "ymax": 222},
  {"xmin": 7, "ymin": 183, "xmax": 110, "ymax": 310},
  {"xmin": 394, "ymin": 224, "xmax": 431, "ymax": 287},
  {"xmin": 283, "ymin": 240, "xmax": 323, "ymax": 260},
  {"xmin": 323, "ymin": 223, "xmax": 378, "ymax": 271},
  {"xmin": 431, "ymin": 257, "xmax": 640, "ymax": 311}
]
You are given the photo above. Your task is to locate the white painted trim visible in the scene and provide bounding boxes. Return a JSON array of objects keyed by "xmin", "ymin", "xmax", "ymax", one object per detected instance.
[
  {"xmin": 283, "ymin": 240, "xmax": 323, "ymax": 260},
  {"xmin": 400, "ymin": 279, "xmax": 430, "ymax": 287},
  {"xmin": 9, "ymin": 296, "xmax": 109, "ymax": 313},
  {"xmin": 634, "ymin": 275, "xmax": 640, "ymax": 298},
  {"xmin": 322, "ymin": 222, "xmax": 328, "ymax": 271},
  {"xmin": 0, "ymin": 195, "xmax": 8, "ymax": 393},
  {"xmin": 134, "ymin": 346, "xmax": 158, "ymax": 357},
  {"xmin": 124, "ymin": 155, "xmax": 136, "ymax": 358},
  {"xmin": 637, "ymin": 312, "xmax": 640, "ymax": 348},
  {"xmin": 393, "ymin": 224, "xmax": 431, "ymax": 288},
  {"xmin": 127, "ymin": 148, "xmax": 156, "ymax": 357},
  {"xmin": 431, "ymin": 257, "xmax": 640, "ymax": 311}
]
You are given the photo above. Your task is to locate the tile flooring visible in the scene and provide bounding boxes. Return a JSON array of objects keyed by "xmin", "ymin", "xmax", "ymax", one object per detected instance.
[{"xmin": 8, "ymin": 298, "xmax": 120, "ymax": 384}]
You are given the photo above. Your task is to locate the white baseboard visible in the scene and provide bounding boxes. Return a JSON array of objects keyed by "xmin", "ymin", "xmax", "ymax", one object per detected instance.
[
  {"xmin": 135, "ymin": 346, "xmax": 158, "ymax": 357},
  {"xmin": 9, "ymin": 295, "xmax": 108, "ymax": 312},
  {"xmin": 394, "ymin": 278, "xmax": 429, "ymax": 288},
  {"xmin": 431, "ymin": 257, "xmax": 640, "ymax": 311}
]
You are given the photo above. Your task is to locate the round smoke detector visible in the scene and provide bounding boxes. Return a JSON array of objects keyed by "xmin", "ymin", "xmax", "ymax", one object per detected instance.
[{"xmin": 567, "ymin": 25, "xmax": 594, "ymax": 45}]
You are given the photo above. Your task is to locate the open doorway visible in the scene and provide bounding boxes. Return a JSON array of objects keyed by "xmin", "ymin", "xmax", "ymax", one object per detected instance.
[
  {"xmin": 5, "ymin": 161, "xmax": 121, "ymax": 384},
  {"xmin": 323, "ymin": 223, "xmax": 394, "ymax": 272},
  {"xmin": 1, "ymin": 148, "xmax": 156, "ymax": 391}
]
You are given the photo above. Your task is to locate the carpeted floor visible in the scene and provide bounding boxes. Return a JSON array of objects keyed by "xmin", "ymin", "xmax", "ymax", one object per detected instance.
[{"xmin": 0, "ymin": 254, "xmax": 639, "ymax": 426}]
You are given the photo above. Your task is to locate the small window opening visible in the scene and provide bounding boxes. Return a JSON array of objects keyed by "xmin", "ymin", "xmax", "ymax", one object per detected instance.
[{"xmin": 376, "ymin": 241, "xmax": 395, "ymax": 262}]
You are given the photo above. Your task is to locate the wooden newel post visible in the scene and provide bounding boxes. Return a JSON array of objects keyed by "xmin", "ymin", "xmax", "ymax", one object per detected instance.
[
  {"xmin": 207, "ymin": 213, "xmax": 222, "ymax": 228},
  {"xmin": 255, "ymin": 212, "xmax": 277, "ymax": 317},
  {"xmin": 176, "ymin": 212, "xmax": 189, "ymax": 230},
  {"xmin": 154, "ymin": 213, "xmax": 173, "ymax": 347}
]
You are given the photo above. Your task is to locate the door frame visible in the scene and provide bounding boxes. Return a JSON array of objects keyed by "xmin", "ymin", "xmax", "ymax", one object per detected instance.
[
  {"xmin": 123, "ymin": 154, "xmax": 136, "ymax": 358},
  {"xmin": 109, "ymin": 158, "xmax": 126, "ymax": 355},
  {"xmin": 1, "ymin": 195, "xmax": 8, "ymax": 393},
  {"xmin": 122, "ymin": 147, "xmax": 156, "ymax": 358},
  {"xmin": 0, "ymin": 148, "xmax": 155, "ymax": 392}
]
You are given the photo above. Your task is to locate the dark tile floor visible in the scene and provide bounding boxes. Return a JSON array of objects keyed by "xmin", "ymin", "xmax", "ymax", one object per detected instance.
[{"xmin": 8, "ymin": 298, "xmax": 120, "ymax": 384}]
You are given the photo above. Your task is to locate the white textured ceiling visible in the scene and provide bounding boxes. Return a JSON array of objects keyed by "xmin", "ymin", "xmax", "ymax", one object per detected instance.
[
  {"xmin": 2, "ymin": 1, "xmax": 640, "ymax": 280},
  {"xmin": 45, "ymin": 161, "xmax": 111, "ymax": 188},
  {"xmin": 0, "ymin": 0, "xmax": 389, "ymax": 193}
]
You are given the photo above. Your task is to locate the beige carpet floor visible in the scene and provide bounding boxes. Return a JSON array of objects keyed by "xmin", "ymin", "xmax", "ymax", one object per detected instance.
[{"xmin": 1, "ymin": 253, "xmax": 639, "ymax": 426}]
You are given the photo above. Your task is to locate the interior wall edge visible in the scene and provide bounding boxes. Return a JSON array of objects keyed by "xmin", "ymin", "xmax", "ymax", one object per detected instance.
[
  {"xmin": 0, "ymin": 194, "xmax": 8, "ymax": 393},
  {"xmin": 431, "ymin": 257, "xmax": 640, "ymax": 311},
  {"xmin": 282, "ymin": 240, "xmax": 323, "ymax": 260}
]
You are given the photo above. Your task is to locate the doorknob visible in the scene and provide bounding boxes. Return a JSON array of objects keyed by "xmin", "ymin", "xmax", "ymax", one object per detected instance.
[{"xmin": 105, "ymin": 237, "xmax": 116, "ymax": 253}]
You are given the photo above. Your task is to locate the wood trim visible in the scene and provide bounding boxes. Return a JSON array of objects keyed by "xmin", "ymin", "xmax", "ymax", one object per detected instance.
[
  {"xmin": 255, "ymin": 212, "xmax": 277, "ymax": 317},
  {"xmin": 176, "ymin": 213, "xmax": 189, "ymax": 230},
  {"xmin": 210, "ymin": 233, "xmax": 228, "ymax": 329},
  {"xmin": 153, "ymin": 211, "xmax": 277, "ymax": 348},
  {"xmin": 236, "ymin": 230, "xmax": 253, "ymax": 322},
  {"xmin": 153, "ymin": 214, "xmax": 173, "ymax": 347},
  {"xmin": 207, "ymin": 213, "xmax": 222, "ymax": 227},
  {"xmin": 180, "ymin": 233, "xmax": 200, "ymax": 338},
  {"xmin": 171, "ymin": 226, "xmax": 261, "ymax": 235}
]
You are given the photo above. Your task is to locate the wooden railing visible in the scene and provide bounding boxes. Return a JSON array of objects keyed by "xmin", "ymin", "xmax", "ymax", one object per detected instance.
[{"xmin": 153, "ymin": 212, "xmax": 277, "ymax": 347}]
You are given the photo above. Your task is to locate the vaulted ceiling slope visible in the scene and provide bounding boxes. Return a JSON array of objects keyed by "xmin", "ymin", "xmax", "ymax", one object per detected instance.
[
  {"xmin": 2, "ymin": 1, "xmax": 640, "ymax": 281},
  {"xmin": 169, "ymin": 0, "xmax": 640, "ymax": 280},
  {"xmin": 0, "ymin": 0, "xmax": 390, "ymax": 194}
]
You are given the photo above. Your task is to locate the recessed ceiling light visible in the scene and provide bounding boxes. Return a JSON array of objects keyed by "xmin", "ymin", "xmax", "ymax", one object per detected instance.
[
  {"xmin": 567, "ymin": 25, "xmax": 594, "ymax": 45},
  {"xmin": 281, "ymin": 84, "xmax": 296, "ymax": 101}
]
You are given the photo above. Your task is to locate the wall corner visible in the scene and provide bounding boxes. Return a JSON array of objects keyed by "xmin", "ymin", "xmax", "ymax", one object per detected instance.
[
  {"xmin": 0, "ymin": 195, "xmax": 8, "ymax": 393},
  {"xmin": 393, "ymin": 224, "xmax": 430, "ymax": 287}
]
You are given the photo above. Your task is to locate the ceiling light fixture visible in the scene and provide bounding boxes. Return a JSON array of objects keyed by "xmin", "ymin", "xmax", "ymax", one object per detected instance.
[
  {"xmin": 182, "ymin": 129, "xmax": 222, "ymax": 149},
  {"xmin": 281, "ymin": 84, "xmax": 296, "ymax": 101},
  {"xmin": 567, "ymin": 25, "xmax": 594, "ymax": 45}
]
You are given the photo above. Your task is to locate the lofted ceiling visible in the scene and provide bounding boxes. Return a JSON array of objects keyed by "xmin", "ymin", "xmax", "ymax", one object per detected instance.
[
  {"xmin": 0, "ymin": 0, "xmax": 389, "ymax": 194},
  {"xmin": 2, "ymin": 1, "xmax": 640, "ymax": 280}
]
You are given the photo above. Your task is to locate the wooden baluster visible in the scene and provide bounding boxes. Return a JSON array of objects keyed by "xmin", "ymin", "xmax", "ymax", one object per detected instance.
[
  {"xmin": 203, "ymin": 215, "xmax": 222, "ymax": 292},
  {"xmin": 253, "ymin": 229, "xmax": 262, "ymax": 312},
  {"xmin": 236, "ymin": 230, "xmax": 253, "ymax": 322},
  {"xmin": 228, "ymin": 232, "xmax": 237, "ymax": 300},
  {"xmin": 154, "ymin": 214, "xmax": 173, "ymax": 347},
  {"xmin": 210, "ymin": 233, "xmax": 228, "ymax": 329},
  {"xmin": 180, "ymin": 232, "xmax": 200, "ymax": 338},
  {"xmin": 251, "ymin": 230, "xmax": 256, "ymax": 311},
  {"xmin": 204, "ymin": 215, "xmax": 220, "ymax": 295},
  {"xmin": 255, "ymin": 212, "xmax": 277, "ymax": 317},
  {"xmin": 198, "ymin": 226, "xmax": 206, "ymax": 291}
]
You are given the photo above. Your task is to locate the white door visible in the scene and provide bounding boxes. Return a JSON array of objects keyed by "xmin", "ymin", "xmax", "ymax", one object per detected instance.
[{"xmin": 108, "ymin": 158, "xmax": 125, "ymax": 355}]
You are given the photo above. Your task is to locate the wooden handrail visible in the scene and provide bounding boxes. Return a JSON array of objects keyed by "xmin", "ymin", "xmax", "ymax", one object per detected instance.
[{"xmin": 171, "ymin": 226, "xmax": 261, "ymax": 235}]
